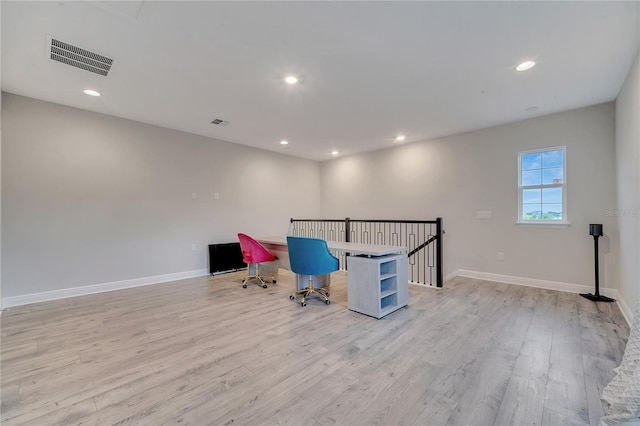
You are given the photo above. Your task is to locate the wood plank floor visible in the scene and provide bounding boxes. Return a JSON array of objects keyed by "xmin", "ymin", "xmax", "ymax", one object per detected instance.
[{"xmin": 0, "ymin": 272, "xmax": 629, "ymax": 425}]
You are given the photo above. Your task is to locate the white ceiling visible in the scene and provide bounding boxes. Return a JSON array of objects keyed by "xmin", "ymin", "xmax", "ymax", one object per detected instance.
[{"xmin": 2, "ymin": 1, "xmax": 639, "ymax": 161}]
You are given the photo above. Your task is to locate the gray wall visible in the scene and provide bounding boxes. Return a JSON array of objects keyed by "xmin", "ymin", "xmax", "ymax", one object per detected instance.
[
  {"xmin": 1, "ymin": 92, "xmax": 629, "ymax": 313},
  {"xmin": 616, "ymin": 50, "xmax": 640, "ymax": 318},
  {"xmin": 320, "ymin": 103, "xmax": 618, "ymax": 291},
  {"xmin": 0, "ymin": 89, "xmax": 2, "ymax": 305},
  {"xmin": 1, "ymin": 93, "xmax": 321, "ymax": 299}
]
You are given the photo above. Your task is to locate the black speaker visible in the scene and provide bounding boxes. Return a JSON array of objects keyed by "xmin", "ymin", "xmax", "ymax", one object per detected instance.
[
  {"xmin": 589, "ymin": 224, "xmax": 603, "ymax": 237},
  {"xmin": 581, "ymin": 223, "xmax": 614, "ymax": 302}
]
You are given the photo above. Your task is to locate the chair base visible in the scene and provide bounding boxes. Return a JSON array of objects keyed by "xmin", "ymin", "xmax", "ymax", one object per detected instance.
[
  {"xmin": 241, "ymin": 264, "xmax": 276, "ymax": 289},
  {"xmin": 242, "ymin": 275, "xmax": 276, "ymax": 289},
  {"xmin": 289, "ymin": 278, "xmax": 330, "ymax": 306}
]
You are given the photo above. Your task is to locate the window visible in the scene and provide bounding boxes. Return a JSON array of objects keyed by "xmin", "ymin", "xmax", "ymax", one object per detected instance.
[{"xmin": 518, "ymin": 146, "xmax": 566, "ymax": 223}]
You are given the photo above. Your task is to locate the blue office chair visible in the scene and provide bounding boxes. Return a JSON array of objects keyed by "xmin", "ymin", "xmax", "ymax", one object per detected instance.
[{"xmin": 287, "ymin": 236, "xmax": 339, "ymax": 306}]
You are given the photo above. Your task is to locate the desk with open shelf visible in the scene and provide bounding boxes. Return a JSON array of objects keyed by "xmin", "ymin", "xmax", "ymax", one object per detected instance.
[
  {"xmin": 257, "ymin": 236, "xmax": 408, "ymax": 318},
  {"xmin": 346, "ymin": 253, "xmax": 408, "ymax": 319}
]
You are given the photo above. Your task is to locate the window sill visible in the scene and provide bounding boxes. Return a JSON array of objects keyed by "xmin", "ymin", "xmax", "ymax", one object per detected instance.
[{"xmin": 515, "ymin": 221, "xmax": 571, "ymax": 228}]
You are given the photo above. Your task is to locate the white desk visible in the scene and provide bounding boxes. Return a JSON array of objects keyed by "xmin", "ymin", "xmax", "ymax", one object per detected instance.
[
  {"xmin": 257, "ymin": 236, "xmax": 406, "ymax": 270},
  {"xmin": 257, "ymin": 236, "xmax": 409, "ymax": 318}
]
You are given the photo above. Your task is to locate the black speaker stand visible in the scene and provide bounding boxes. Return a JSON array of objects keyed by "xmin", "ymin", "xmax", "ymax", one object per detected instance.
[
  {"xmin": 580, "ymin": 233, "xmax": 615, "ymax": 303},
  {"xmin": 580, "ymin": 293, "xmax": 615, "ymax": 302}
]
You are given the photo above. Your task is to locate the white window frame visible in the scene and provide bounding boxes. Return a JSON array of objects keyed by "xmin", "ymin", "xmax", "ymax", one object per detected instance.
[{"xmin": 517, "ymin": 146, "xmax": 569, "ymax": 226}]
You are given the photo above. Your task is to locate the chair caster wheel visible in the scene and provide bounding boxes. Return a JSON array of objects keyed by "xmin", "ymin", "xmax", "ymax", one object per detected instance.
[
  {"xmin": 242, "ymin": 284, "xmax": 247, "ymax": 288},
  {"xmin": 263, "ymin": 284, "xmax": 268, "ymax": 289},
  {"xmin": 273, "ymin": 280, "xmax": 277, "ymax": 284},
  {"xmin": 325, "ymin": 299, "xmax": 331, "ymax": 305},
  {"xmin": 326, "ymin": 292, "xmax": 330, "ymax": 297},
  {"xmin": 289, "ymin": 295, "xmax": 295, "ymax": 300},
  {"xmin": 301, "ymin": 302, "xmax": 307, "ymax": 307}
]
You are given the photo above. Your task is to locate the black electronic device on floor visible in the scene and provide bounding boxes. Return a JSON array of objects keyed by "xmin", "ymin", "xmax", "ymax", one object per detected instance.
[
  {"xmin": 580, "ymin": 224, "xmax": 615, "ymax": 303},
  {"xmin": 208, "ymin": 242, "xmax": 246, "ymax": 274}
]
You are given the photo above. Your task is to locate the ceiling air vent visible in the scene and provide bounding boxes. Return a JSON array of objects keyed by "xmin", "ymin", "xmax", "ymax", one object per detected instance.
[
  {"xmin": 211, "ymin": 118, "xmax": 230, "ymax": 126},
  {"xmin": 48, "ymin": 36, "xmax": 114, "ymax": 77}
]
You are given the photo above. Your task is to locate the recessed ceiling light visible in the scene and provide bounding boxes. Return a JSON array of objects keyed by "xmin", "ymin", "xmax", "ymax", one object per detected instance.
[
  {"xmin": 83, "ymin": 89, "xmax": 101, "ymax": 96},
  {"xmin": 516, "ymin": 61, "xmax": 536, "ymax": 72},
  {"xmin": 280, "ymin": 140, "xmax": 289, "ymax": 145},
  {"xmin": 396, "ymin": 135, "xmax": 406, "ymax": 142},
  {"xmin": 285, "ymin": 75, "xmax": 298, "ymax": 85},
  {"xmin": 331, "ymin": 150, "xmax": 339, "ymax": 156}
]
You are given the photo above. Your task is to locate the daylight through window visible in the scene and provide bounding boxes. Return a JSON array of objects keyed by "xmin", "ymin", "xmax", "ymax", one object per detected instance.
[{"xmin": 518, "ymin": 147, "xmax": 566, "ymax": 222}]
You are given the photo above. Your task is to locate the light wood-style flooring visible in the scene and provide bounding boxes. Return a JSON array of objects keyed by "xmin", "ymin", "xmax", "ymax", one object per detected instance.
[{"xmin": 0, "ymin": 271, "xmax": 630, "ymax": 425}]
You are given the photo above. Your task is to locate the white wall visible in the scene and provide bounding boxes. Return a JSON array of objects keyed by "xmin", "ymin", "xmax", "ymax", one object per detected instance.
[
  {"xmin": 320, "ymin": 104, "xmax": 618, "ymax": 292},
  {"xmin": 1, "ymin": 93, "xmax": 321, "ymax": 300},
  {"xmin": 1, "ymin": 92, "xmax": 628, "ymax": 311},
  {"xmin": 1, "ymin": 5, "xmax": 3, "ymax": 308},
  {"xmin": 0, "ymin": 41, "xmax": 2, "ymax": 309},
  {"xmin": 615, "ymin": 50, "xmax": 640, "ymax": 321}
]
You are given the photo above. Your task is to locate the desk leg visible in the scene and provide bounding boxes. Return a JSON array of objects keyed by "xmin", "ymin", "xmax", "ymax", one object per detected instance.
[
  {"xmin": 248, "ymin": 262, "xmax": 278, "ymax": 278},
  {"xmin": 296, "ymin": 274, "xmax": 330, "ymax": 290}
]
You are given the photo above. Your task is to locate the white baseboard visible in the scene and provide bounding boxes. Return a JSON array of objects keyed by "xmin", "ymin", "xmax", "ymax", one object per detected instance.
[
  {"xmin": 444, "ymin": 271, "xmax": 459, "ymax": 283},
  {"xmin": 616, "ymin": 296, "xmax": 634, "ymax": 326},
  {"xmin": 1, "ymin": 269, "xmax": 210, "ymax": 309},
  {"xmin": 455, "ymin": 269, "xmax": 618, "ymax": 298},
  {"xmin": 451, "ymin": 269, "xmax": 632, "ymax": 325}
]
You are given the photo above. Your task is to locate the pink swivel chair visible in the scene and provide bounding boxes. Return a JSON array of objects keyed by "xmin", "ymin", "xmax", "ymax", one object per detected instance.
[{"xmin": 237, "ymin": 233, "xmax": 277, "ymax": 288}]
